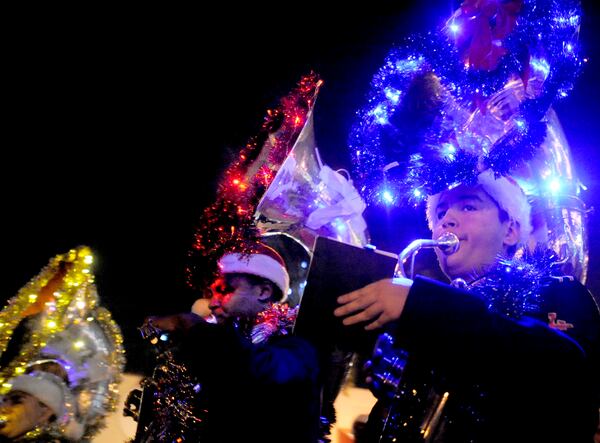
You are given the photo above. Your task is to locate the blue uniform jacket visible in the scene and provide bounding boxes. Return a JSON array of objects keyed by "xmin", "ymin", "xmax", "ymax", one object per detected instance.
[{"xmin": 364, "ymin": 275, "xmax": 600, "ymax": 442}]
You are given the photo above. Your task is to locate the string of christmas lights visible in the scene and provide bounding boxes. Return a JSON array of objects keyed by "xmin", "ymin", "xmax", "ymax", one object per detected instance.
[
  {"xmin": 348, "ymin": 0, "xmax": 584, "ymax": 206},
  {"xmin": 470, "ymin": 248, "xmax": 562, "ymax": 318},
  {"xmin": 187, "ymin": 73, "xmax": 322, "ymax": 290}
]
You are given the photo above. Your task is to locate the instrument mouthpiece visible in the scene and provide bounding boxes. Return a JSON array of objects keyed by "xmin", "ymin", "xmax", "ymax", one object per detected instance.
[{"xmin": 435, "ymin": 232, "xmax": 460, "ymax": 255}]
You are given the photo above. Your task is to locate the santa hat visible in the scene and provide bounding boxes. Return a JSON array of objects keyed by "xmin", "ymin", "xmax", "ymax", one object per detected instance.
[
  {"xmin": 426, "ymin": 169, "xmax": 532, "ymax": 245},
  {"xmin": 8, "ymin": 371, "xmax": 70, "ymax": 420},
  {"xmin": 218, "ymin": 244, "xmax": 290, "ymax": 299},
  {"xmin": 9, "ymin": 370, "xmax": 86, "ymax": 441}
]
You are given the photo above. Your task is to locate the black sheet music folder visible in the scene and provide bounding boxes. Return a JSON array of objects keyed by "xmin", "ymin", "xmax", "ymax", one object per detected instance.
[{"xmin": 293, "ymin": 236, "xmax": 398, "ymax": 355}]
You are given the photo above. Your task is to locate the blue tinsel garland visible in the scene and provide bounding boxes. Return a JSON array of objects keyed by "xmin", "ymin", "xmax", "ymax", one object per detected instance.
[
  {"xmin": 468, "ymin": 248, "xmax": 561, "ymax": 318},
  {"xmin": 349, "ymin": 0, "xmax": 584, "ymax": 206}
]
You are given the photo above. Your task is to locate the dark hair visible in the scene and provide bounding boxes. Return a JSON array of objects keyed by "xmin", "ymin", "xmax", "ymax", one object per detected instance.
[
  {"xmin": 495, "ymin": 203, "xmax": 518, "ymax": 257},
  {"xmin": 26, "ymin": 361, "xmax": 69, "ymax": 385}
]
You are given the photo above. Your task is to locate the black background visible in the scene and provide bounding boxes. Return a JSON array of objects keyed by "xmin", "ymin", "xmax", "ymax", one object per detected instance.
[{"xmin": 3, "ymin": 2, "xmax": 599, "ymax": 372}]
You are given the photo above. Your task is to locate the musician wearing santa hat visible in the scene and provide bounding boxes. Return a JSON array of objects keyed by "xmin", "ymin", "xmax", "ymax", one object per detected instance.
[{"xmin": 145, "ymin": 243, "xmax": 320, "ymax": 443}]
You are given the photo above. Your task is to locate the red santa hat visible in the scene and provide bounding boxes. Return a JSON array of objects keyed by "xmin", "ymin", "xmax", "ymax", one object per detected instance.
[{"xmin": 218, "ymin": 244, "xmax": 290, "ymax": 299}]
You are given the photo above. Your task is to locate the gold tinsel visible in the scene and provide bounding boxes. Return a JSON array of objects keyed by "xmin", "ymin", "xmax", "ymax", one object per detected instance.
[{"xmin": 0, "ymin": 245, "xmax": 126, "ymax": 439}]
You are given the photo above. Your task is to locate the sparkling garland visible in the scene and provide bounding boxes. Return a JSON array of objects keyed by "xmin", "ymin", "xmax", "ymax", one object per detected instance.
[
  {"xmin": 349, "ymin": 0, "xmax": 584, "ymax": 206},
  {"xmin": 0, "ymin": 246, "xmax": 126, "ymax": 440},
  {"xmin": 404, "ymin": 118, "xmax": 548, "ymax": 197},
  {"xmin": 133, "ymin": 304, "xmax": 296, "ymax": 442},
  {"xmin": 250, "ymin": 303, "xmax": 298, "ymax": 344},
  {"xmin": 87, "ymin": 306, "xmax": 127, "ymax": 436},
  {"xmin": 0, "ymin": 246, "xmax": 99, "ymax": 386},
  {"xmin": 187, "ymin": 73, "xmax": 322, "ymax": 290},
  {"xmin": 135, "ymin": 347, "xmax": 206, "ymax": 443},
  {"xmin": 468, "ymin": 247, "xmax": 561, "ymax": 318}
]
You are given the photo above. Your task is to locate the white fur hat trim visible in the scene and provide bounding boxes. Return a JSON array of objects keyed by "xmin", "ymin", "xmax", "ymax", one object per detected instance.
[
  {"xmin": 219, "ymin": 252, "xmax": 290, "ymax": 297},
  {"xmin": 9, "ymin": 371, "xmax": 67, "ymax": 418},
  {"xmin": 426, "ymin": 169, "xmax": 532, "ymax": 244}
]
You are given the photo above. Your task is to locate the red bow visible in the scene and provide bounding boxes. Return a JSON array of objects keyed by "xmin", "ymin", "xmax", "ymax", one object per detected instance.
[{"xmin": 453, "ymin": 0, "xmax": 523, "ymax": 71}]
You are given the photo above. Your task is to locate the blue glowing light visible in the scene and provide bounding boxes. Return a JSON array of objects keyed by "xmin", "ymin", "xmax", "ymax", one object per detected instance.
[
  {"xmin": 382, "ymin": 190, "xmax": 394, "ymax": 203},
  {"xmin": 442, "ymin": 143, "xmax": 456, "ymax": 159},
  {"xmin": 333, "ymin": 218, "xmax": 347, "ymax": 233},
  {"xmin": 530, "ymin": 57, "xmax": 550, "ymax": 78},
  {"xmin": 395, "ymin": 57, "xmax": 422, "ymax": 74},
  {"xmin": 385, "ymin": 87, "xmax": 401, "ymax": 103},
  {"xmin": 347, "ymin": 0, "xmax": 583, "ymax": 208},
  {"xmin": 372, "ymin": 104, "xmax": 389, "ymax": 125},
  {"xmin": 549, "ymin": 179, "xmax": 561, "ymax": 193}
]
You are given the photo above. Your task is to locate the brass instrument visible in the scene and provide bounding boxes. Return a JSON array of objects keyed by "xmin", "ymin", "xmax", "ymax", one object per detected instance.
[
  {"xmin": 394, "ymin": 232, "xmax": 460, "ymax": 279},
  {"xmin": 124, "ymin": 322, "xmax": 206, "ymax": 443},
  {"xmin": 369, "ymin": 234, "xmax": 460, "ymax": 442}
]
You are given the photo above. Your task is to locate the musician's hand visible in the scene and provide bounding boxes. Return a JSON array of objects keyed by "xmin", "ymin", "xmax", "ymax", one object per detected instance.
[
  {"xmin": 143, "ymin": 312, "xmax": 203, "ymax": 333},
  {"xmin": 333, "ymin": 278, "xmax": 412, "ymax": 330}
]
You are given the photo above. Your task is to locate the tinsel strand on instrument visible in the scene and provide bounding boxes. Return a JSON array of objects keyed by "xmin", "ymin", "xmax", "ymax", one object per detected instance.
[
  {"xmin": 0, "ymin": 246, "xmax": 126, "ymax": 440},
  {"xmin": 187, "ymin": 73, "xmax": 322, "ymax": 290},
  {"xmin": 348, "ymin": 0, "xmax": 584, "ymax": 206},
  {"xmin": 137, "ymin": 349, "xmax": 206, "ymax": 442},
  {"xmin": 250, "ymin": 303, "xmax": 298, "ymax": 344}
]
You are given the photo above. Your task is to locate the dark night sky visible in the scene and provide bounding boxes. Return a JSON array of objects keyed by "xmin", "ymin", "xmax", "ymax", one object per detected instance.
[{"xmin": 3, "ymin": 2, "xmax": 600, "ymax": 372}]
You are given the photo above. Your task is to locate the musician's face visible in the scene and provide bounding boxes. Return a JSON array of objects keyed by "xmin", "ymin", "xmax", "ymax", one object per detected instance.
[
  {"xmin": 208, "ymin": 274, "xmax": 272, "ymax": 325},
  {"xmin": 431, "ymin": 185, "xmax": 519, "ymax": 281},
  {"xmin": 0, "ymin": 391, "xmax": 53, "ymax": 440}
]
